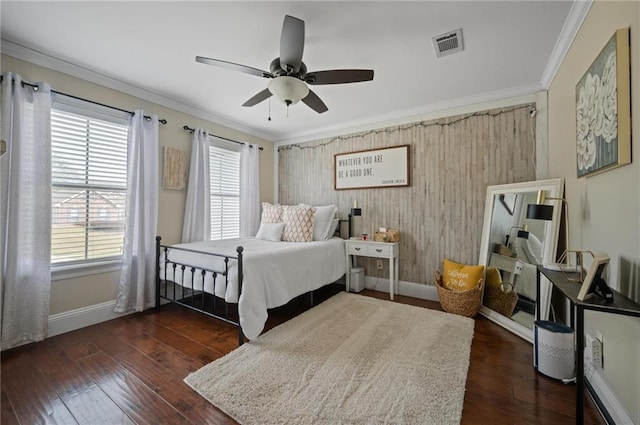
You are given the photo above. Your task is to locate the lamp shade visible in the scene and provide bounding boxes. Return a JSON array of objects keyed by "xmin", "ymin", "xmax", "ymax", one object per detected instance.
[
  {"xmin": 527, "ymin": 204, "xmax": 554, "ymax": 221},
  {"xmin": 268, "ymin": 76, "xmax": 309, "ymax": 106}
]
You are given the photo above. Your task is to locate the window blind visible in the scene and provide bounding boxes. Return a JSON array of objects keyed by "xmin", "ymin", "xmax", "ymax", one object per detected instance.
[
  {"xmin": 51, "ymin": 108, "xmax": 129, "ymax": 264},
  {"xmin": 209, "ymin": 145, "xmax": 240, "ymax": 240}
]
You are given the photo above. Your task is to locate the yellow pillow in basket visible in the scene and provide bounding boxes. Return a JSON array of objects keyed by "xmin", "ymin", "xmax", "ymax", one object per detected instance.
[
  {"xmin": 485, "ymin": 267, "xmax": 502, "ymax": 288},
  {"xmin": 442, "ymin": 259, "xmax": 484, "ymax": 292}
]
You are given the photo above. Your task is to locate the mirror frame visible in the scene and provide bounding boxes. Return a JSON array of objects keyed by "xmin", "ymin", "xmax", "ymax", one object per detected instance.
[{"xmin": 478, "ymin": 178, "xmax": 565, "ymax": 342}]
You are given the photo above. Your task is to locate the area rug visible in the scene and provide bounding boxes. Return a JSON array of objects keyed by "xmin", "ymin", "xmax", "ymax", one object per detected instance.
[{"xmin": 185, "ymin": 292, "xmax": 475, "ymax": 424}]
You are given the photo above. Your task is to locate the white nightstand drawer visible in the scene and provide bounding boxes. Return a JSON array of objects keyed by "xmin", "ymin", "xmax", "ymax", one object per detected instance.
[
  {"xmin": 367, "ymin": 245, "xmax": 391, "ymax": 257},
  {"xmin": 347, "ymin": 243, "xmax": 368, "ymax": 255}
]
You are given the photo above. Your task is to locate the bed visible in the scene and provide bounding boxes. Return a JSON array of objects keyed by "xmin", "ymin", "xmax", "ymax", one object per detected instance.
[{"xmin": 155, "ymin": 236, "xmax": 347, "ymax": 344}]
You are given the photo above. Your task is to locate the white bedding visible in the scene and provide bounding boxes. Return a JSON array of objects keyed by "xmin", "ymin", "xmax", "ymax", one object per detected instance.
[{"xmin": 160, "ymin": 237, "xmax": 346, "ymax": 339}]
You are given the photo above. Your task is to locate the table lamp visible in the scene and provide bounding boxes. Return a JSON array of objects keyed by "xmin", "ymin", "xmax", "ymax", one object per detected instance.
[
  {"xmin": 348, "ymin": 207, "xmax": 361, "ymax": 238},
  {"xmin": 526, "ymin": 190, "xmax": 580, "ymax": 273}
]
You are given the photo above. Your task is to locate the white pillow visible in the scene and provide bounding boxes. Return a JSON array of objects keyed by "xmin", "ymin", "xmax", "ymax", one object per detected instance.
[
  {"xmin": 301, "ymin": 204, "xmax": 337, "ymax": 241},
  {"xmin": 326, "ymin": 218, "xmax": 339, "ymax": 239},
  {"xmin": 255, "ymin": 222, "xmax": 285, "ymax": 242}
]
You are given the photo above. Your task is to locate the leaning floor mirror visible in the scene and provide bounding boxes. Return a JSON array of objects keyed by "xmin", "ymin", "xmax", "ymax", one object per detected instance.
[{"xmin": 478, "ymin": 178, "xmax": 564, "ymax": 342}]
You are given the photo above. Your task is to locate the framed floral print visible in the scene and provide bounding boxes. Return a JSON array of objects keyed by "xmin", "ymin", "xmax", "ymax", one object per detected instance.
[{"xmin": 576, "ymin": 28, "xmax": 631, "ymax": 178}]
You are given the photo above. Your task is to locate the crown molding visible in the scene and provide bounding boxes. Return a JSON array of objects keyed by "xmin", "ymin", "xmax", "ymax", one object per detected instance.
[
  {"xmin": 539, "ymin": 0, "xmax": 593, "ymax": 89},
  {"xmin": 0, "ymin": 38, "xmax": 272, "ymax": 141},
  {"xmin": 275, "ymin": 83, "xmax": 540, "ymax": 146}
]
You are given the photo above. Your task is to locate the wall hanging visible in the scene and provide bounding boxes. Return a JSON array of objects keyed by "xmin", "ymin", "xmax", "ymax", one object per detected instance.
[
  {"xmin": 334, "ymin": 144, "xmax": 409, "ymax": 190},
  {"xmin": 576, "ymin": 27, "xmax": 631, "ymax": 177},
  {"xmin": 163, "ymin": 146, "xmax": 186, "ymax": 190}
]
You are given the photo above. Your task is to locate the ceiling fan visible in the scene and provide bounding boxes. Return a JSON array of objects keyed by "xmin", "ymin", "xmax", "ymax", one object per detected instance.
[{"xmin": 196, "ymin": 15, "xmax": 374, "ymax": 114}]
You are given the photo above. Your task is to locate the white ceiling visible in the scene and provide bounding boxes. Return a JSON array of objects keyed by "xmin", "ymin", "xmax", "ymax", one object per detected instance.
[{"xmin": 1, "ymin": 1, "xmax": 581, "ymax": 143}]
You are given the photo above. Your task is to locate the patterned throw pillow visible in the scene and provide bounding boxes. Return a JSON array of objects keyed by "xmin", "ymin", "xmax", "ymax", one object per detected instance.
[
  {"xmin": 442, "ymin": 258, "xmax": 484, "ymax": 292},
  {"xmin": 261, "ymin": 202, "xmax": 282, "ymax": 223},
  {"xmin": 282, "ymin": 205, "xmax": 315, "ymax": 242}
]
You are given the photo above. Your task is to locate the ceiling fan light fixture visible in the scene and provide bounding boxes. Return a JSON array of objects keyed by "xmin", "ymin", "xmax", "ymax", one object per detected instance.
[{"xmin": 268, "ymin": 76, "xmax": 309, "ymax": 106}]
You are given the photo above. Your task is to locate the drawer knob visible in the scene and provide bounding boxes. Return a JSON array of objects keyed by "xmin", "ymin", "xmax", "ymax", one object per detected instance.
[
  {"xmin": 376, "ymin": 249, "xmax": 383, "ymax": 252},
  {"xmin": 354, "ymin": 247, "xmax": 361, "ymax": 251}
]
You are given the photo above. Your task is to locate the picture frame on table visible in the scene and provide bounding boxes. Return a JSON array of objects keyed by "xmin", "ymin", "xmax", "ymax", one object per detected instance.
[{"xmin": 577, "ymin": 254, "xmax": 611, "ymax": 301}]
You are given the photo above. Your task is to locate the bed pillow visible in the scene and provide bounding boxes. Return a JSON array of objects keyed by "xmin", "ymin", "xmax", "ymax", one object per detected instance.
[
  {"xmin": 485, "ymin": 267, "xmax": 502, "ymax": 289},
  {"xmin": 326, "ymin": 219, "xmax": 339, "ymax": 239},
  {"xmin": 300, "ymin": 204, "xmax": 337, "ymax": 240},
  {"xmin": 282, "ymin": 205, "xmax": 315, "ymax": 242},
  {"xmin": 442, "ymin": 258, "xmax": 484, "ymax": 292},
  {"xmin": 261, "ymin": 202, "xmax": 282, "ymax": 223},
  {"xmin": 255, "ymin": 222, "xmax": 285, "ymax": 242}
]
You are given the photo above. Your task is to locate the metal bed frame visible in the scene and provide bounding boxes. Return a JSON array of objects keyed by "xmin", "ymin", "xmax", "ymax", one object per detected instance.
[
  {"xmin": 155, "ymin": 236, "xmax": 246, "ymax": 345},
  {"xmin": 155, "ymin": 236, "xmax": 329, "ymax": 347}
]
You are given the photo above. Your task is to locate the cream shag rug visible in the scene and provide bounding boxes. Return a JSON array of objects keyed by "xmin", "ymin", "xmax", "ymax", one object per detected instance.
[{"xmin": 185, "ymin": 292, "xmax": 475, "ymax": 425}]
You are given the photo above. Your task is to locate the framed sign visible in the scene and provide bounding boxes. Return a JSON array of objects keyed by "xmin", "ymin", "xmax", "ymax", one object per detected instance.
[{"xmin": 334, "ymin": 145, "xmax": 410, "ymax": 190}]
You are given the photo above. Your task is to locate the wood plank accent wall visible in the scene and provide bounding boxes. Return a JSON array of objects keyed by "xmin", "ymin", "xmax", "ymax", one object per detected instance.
[{"xmin": 278, "ymin": 104, "xmax": 536, "ymax": 286}]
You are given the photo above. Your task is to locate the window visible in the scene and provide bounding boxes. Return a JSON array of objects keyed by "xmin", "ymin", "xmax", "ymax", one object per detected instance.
[
  {"xmin": 51, "ymin": 103, "xmax": 129, "ymax": 265},
  {"xmin": 209, "ymin": 143, "xmax": 240, "ymax": 240}
]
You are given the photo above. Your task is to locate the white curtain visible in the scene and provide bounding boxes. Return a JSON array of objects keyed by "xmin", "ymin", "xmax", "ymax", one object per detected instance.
[
  {"xmin": 115, "ymin": 111, "xmax": 159, "ymax": 313},
  {"xmin": 0, "ymin": 73, "xmax": 52, "ymax": 350},
  {"xmin": 239, "ymin": 143, "xmax": 260, "ymax": 237},
  {"xmin": 182, "ymin": 128, "xmax": 210, "ymax": 243}
]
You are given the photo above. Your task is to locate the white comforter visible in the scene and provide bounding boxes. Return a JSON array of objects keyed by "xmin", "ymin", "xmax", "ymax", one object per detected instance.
[{"xmin": 160, "ymin": 237, "xmax": 346, "ymax": 339}]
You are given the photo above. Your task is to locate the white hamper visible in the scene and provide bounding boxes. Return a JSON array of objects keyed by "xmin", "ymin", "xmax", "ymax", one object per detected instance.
[
  {"xmin": 534, "ymin": 320, "xmax": 575, "ymax": 380},
  {"xmin": 350, "ymin": 267, "xmax": 365, "ymax": 293}
]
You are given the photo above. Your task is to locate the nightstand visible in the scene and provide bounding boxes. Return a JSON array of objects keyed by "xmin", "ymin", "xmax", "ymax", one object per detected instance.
[{"xmin": 345, "ymin": 240, "xmax": 399, "ymax": 300}]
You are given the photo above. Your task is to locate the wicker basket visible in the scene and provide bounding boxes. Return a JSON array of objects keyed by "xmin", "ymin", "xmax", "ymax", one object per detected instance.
[
  {"xmin": 434, "ymin": 271, "xmax": 483, "ymax": 317},
  {"xmin": 483, "ymin": 284, "xmax": 518, "ymax": 317}
]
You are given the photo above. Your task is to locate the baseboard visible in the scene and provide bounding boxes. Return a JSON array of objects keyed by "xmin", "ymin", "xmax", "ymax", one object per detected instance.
[
  {"xmin": 584, "ymin": 363, "xmax": 634, "ymax": 425},
  {"xmin": 48, "ymin": 300, "xmax": 133, "ymax": 337},
  {"xmin": 363, "ymin": 276, "xmax": 439, "ymax": 301},
  {"xmin": 48, "ymin": 279, "xmax": 437, "ymax": 338}
]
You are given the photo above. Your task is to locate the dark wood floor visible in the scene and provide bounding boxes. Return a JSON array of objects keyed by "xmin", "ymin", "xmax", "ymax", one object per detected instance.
[{"xmin": 1, "ymin": 287, "xmax": 606, "ymax": 425}]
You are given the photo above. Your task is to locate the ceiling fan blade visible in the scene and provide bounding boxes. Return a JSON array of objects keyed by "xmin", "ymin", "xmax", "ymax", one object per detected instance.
[
  {"xmin": 196, "ymin": 56, "xmax": 273, "ymax": 78},
  {"xmin": 279, "ymin": 15, "xmax": 305, "ymax": 73},
  {"xmin": 242, "ymin": 88, "xmax": 273, "ymax": 107},
  {"xmin": 302, "ymin": 89, "xmax": 328, "ymax": 113},
  {"xmin": 305, "ymin": 69, "xmax": 374, "ymax": 85}
]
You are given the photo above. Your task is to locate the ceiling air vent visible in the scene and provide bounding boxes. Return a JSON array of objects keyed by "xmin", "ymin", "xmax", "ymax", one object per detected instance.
[{"xmin": 432, "ymin": 28, "xmax": 464, "ymax": 58}]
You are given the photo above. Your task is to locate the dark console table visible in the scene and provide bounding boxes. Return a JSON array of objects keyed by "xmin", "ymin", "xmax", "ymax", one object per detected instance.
[{"xmin": 536, "ymin": 266, "xmax": 640, "ymax": 424}]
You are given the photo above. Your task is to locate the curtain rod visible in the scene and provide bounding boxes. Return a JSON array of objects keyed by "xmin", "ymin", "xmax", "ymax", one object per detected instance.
[
  {"xmin": 182, "ymin": 125, "xmax": 263, "ymax": 150},
  {"xmin": 0, "ymin": 75, "xmax": 167, "ymax": 125}
]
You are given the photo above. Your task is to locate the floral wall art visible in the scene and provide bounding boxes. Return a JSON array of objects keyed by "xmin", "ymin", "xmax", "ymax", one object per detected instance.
[{"xmin": 575, "ymin": 27, "xmax": 631, "ymax": 177}]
